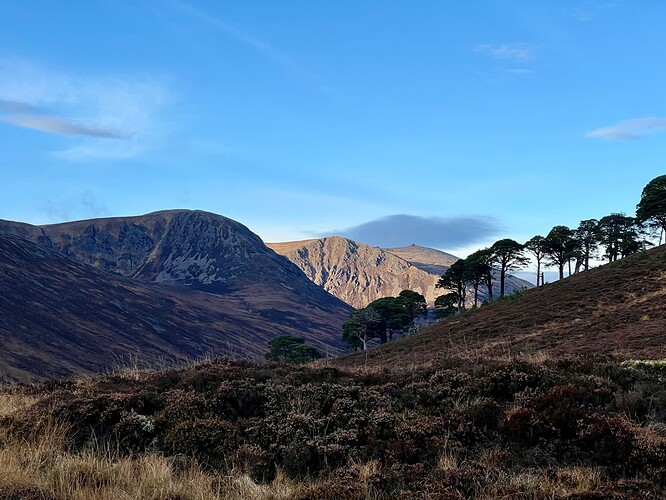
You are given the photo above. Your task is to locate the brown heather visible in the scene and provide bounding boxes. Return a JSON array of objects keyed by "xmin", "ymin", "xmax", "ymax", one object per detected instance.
[{"xmin": 1, "ymin": 352, "xmax": 665, "ymax": 499}]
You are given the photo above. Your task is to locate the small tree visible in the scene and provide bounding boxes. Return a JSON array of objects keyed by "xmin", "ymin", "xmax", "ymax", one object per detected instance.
[
  {"xmin": 265, "ymin": 336, "xmax": 324, "ymax": 364},
  {"xmin": 525, "ymin": 235, "xmax": 547, "ymax": 286},
  {"xmin": 544, "ymin": 225, "xmax": 576, "ymax": 280},
  {"xmin": 475, "ymin": 248, "xmax": 496, "ymax": 301},
  {"xmin": 434, "ymin": 293, "xmax": 459, "ymax": 319},
  {"xmin": 398, "ymin": 290, "xmax": 428, "ymax": 323},
  {"xmin": 436, "ymin": 259, "xmax": 467, "ymax": 311},
  {"xmin": 598, "ymin": 213, "xmax": 640, "ymax": 261},
  {"xmin": 575, "ymin": 219, "xmax": 600, "ymax": 272},
  {"xmin": 491, "ymin": 239, "xmax": 529, "ymax": 297},
  {"xmin": 367, "ymin": 297, "xmax": 411, "ymax": 342},
  {"xmin": 465, "ymin": 250, "xmax": 491, "ymax": 306},
  {"xmin": 342, "ymin": 308, "xmax": 381, "ymax": 351},
  {"xmin": 636, "ymin": 175, "xmax": 666, "ymax": 239}
]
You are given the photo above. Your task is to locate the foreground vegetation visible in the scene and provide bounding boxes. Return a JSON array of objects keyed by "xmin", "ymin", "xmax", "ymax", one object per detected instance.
[{"xmin": 1, "ymin": 354, "xmax": 665, "ymax": 499}]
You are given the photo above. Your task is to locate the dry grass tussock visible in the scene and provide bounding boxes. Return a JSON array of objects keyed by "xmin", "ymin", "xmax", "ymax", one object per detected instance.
[{"xmin": 0, "ymin": 402, "xmax": 306, "ymax": 500}]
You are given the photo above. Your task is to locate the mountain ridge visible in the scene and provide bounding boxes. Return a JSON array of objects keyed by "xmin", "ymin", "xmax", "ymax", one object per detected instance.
[
  {"xmin": 0, "ymin": 211, "xmax": 353, "ymax": 381},
  {"xmin": 268, "ymin": 237, "xmax": 532, "ymax": 308}
]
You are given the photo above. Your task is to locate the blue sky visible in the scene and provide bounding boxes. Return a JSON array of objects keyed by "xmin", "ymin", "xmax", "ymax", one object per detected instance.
[{"xmin": 1, "ymin": 0, "xmax": 665, "ymax": 262}]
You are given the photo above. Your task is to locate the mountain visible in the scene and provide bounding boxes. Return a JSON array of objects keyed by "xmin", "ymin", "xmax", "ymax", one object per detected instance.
[
  {"xmin": 383, "ymin": 244, "xmax": 458, "ymax": 275},
  {"xmin": 267, "ymin": 237, "xmax": 532, "ymax": 309},
  {"xmin": 0, "ymin": 211, "xmax": 352, "ymax": 381},
  {"xmin": 335, "ymin": 246, "xmax": 666, "ymax": 369},
  {"xmin": 267, "ymin": 237, "xmax": 441, "ymax": 309}
]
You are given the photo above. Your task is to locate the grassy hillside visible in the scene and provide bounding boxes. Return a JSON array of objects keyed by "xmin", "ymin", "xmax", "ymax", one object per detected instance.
[{"xmin": 336, "ymin": 246, "xmax": 666, "ymax": 370}]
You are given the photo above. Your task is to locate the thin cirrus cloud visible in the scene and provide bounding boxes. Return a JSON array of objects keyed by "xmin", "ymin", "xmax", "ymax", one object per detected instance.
[
  {"xmin": 317, "ymin": 214, "xmax": 502, "ymax": 249},
  {"xmin": 473, "ymin": 43, "xmax": 538, "ymax": 61},
  {"xmin": 586, "ymin": 117, "xmax": 666, "ymax": 141},
  {"xmin": 1, "ymin": 111, "xmax": 129, "ymax": 139},
  {"xmin": 0, "ymin": 59, "xmax": 170, "ymax": 160}
]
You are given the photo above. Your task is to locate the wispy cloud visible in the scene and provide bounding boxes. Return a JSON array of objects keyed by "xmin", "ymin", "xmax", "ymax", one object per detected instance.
[
  {"xmin": 1, "ymin": 113, "xmax": 129, "ymax": 139},
  {"xmin": 171, "ymin": 0, "xmax": 319, "ymax": 82},
  {"xmin": 586, "ymin": 117, "xmax": 666, "ymax": 141},
  {"xmin": 317, "ymin": 214, "xmax": 503, "ymax": 249},
  {"xmin": 0, "ymin": 59, "xmax": 170, "ymax": 160},
  {"xmin": 474, "ymin": 43, "xmax": 538, "ymax": 61}
]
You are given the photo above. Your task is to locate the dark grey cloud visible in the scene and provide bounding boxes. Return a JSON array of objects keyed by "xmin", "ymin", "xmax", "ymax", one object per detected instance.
[
  {"xmin": 1, "ymin": 113, "xmax": 129, "ymax": 139},
  {"xmin": 318, "ymin": 214, "xmax": 503, "ymax": 248}
]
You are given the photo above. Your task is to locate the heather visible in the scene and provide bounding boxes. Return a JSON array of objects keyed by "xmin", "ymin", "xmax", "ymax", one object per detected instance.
[{"xmin": 1, "ymin": 354, "xmax": 665, "ymax": 498}]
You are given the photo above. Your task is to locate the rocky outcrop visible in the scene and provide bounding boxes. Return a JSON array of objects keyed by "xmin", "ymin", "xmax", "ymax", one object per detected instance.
[
  {"xmin": 268, "ymin": 238, "xmax": 533, "ymax": 309},
  {"xmin": 268, "ymin": 237, "xmax": 442, "ymax": 308}
]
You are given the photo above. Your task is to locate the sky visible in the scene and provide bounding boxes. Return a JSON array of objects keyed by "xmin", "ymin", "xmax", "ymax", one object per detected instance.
[{"xmin": 2, "ymin": 0, "xmax": 665, "ymax": 269}]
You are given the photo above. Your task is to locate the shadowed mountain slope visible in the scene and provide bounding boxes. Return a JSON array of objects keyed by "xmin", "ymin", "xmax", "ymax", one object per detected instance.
[
  {"xmin": 1, "ymin": 210, "xmax": 320, "ymax": 292},
  {"xmin": 335, "ymin": 246, "xmax": 666, "ymax": 369},
  {"xmin": 0, "ymin": 211, "xmax": 353, "ymax": 381}
]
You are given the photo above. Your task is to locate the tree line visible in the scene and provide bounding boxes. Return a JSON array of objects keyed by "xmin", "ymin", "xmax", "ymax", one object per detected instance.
[
  {"xmin": 340, "ymin": 175, "xmax": 666, "ymax": 349},
  {"xmin": 435, "ymin": 175, "xmax": 666, "ymax": 317}
]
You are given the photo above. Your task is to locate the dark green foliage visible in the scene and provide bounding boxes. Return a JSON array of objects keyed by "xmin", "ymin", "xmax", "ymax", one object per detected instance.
[
  {"xmin": 465, "ymin": 249, "xmax": 492, "ymax": 305},
  {"xmin": 544, "ymin": 225, "xmax": 577, "ymax": 279},
  {"xmin": 342, "ymin": 290, "xmax": 426, "ymax": 348},
  {"xmin": 265, "ymin": 335, "xmax": 323, "ymax": 364},
  {"xmin": 434, "ymin": 292, "xmax": 458, "ymax": 318},
  {"xmin": 342, "ymin": 307, "xmax": 381, "ymax": 350},
  {"xmin": 366, "ymin": 296, "xmax": 412, "ymax": 342},
  {"xmin": 576, "ymin": 219, "xmax": 601, "ymax": 271},
  {"xmin": 490, "ymin": 238, "xmax": 529, "ymax": 297},
  {"xmin": 598, "ymin": 213, "xmax": 642, "ymax": 262},
  {"xmin": 636, "ymin": 174, "xmax": 666, "ymax": 234},
  {"xmin": 436, "ymin": 259, "xmax": 467, "ymax": 310},
  {"xmin": 397, "ymin": 290, "xmax": 427, "ymax": 322},
  {"xmin": 525, "ymin": 235, "xmax": 547, "ymax": 286}
]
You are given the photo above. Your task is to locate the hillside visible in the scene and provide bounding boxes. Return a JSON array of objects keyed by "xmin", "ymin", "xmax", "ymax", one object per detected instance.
[
  {"xmin": 335, "ymin": 246, "xmax": 666, "ymax": 369},
  {"xmin": 268, "ymin": 237, "xmax": 531, "ymax": 308},
  {"xmin": 0, "ymin": 212, "xmax": 353, "ymax": 381}
]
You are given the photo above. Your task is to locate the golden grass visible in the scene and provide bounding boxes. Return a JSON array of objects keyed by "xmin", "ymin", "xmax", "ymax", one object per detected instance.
[
  {"xmin": 0, "ymin": 411, "xmax": 307, "ymax": 500},
  {"xmin": 0, "ymin": 391, "xmax": 39, "ymax": 417}
]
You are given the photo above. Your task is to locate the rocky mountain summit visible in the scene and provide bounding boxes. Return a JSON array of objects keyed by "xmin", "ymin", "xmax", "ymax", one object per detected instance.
[
  {"xmin": 268, "ymin": 237, "xmax": 440, "ymax": 309},
  {"xmin": 384, "ymin": 244, "xmax": 458, "ymax": 275},
  {"xmin": 0, "ymin": 211, "xmax": 353, "ymax": 380},
  {"xmin": 268, "ymin": 238, "xmax": 532, "ymax": 309},
  {"xmin": 1, "ymin": 210, "xmax": 311, "ymax": 292}
]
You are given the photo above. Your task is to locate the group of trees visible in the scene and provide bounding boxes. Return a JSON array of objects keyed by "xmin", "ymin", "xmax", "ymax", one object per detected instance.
[
  {"xmin": 435, "ymin": 175, "xmax": 666, "ymax": 317},
  {"xmin": 336, "ymin": 175, "xmax": 666, "ymax": 352},
  {"xmin": 341, "ymin": 290, "xmax": 427, "ymax": 350}
]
